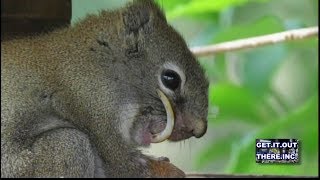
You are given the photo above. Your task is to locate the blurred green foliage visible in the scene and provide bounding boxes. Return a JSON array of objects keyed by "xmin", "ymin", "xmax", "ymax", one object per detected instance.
[{"xmin": 156, "ymin": 0, "xmax": 318, "ymax": 176}]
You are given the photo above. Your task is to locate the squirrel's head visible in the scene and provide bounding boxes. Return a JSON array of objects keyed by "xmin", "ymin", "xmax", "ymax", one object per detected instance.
[{"xmin": 82, "ymin": 0, "xmax": 209, "ymax": 147}]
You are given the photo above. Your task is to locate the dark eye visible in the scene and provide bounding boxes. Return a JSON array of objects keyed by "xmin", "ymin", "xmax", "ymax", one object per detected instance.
[{"xmin": 161, "ymin": 69, "xmax": 181, "ymax": 91}]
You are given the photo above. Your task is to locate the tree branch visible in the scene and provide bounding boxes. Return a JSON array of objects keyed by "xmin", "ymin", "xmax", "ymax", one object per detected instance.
[{"xmin": 191, "ymin": 26, "xmax": 318, "ymax": 57}]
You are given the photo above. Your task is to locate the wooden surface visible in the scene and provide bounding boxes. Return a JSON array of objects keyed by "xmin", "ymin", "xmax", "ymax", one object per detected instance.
[
  {"xmin": 1, "ymin": 0, "xmax": 71, "ymax": 40},
  {"xmin": 186, "ymin": 173, "xmax": 318, "ymax": 178}
]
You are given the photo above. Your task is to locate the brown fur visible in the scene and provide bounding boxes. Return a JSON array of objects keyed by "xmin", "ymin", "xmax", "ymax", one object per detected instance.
[{"xmin": 1, "ymin": 0, "xmax": 208, "ymax": 177}]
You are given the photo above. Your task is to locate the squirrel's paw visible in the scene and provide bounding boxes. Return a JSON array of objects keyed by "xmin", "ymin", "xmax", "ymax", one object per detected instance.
[
  {"xmin": 149, "ymin": 158, "xmax": 186, "ymax": 178},
  {"xmin": 157, "ymin": 156, "xmax": 170, "ymax": 162}
]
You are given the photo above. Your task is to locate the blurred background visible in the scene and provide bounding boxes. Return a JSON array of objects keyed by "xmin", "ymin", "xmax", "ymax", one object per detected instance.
[{"xmin": 71, "ymin": 0, "xmax": 318, "ymax": 176}]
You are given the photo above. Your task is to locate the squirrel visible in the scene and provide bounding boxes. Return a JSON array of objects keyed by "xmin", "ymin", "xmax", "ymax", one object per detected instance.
[{"xmin": 1, "ymin": 0, "xmax": 209, "ymax": 178}]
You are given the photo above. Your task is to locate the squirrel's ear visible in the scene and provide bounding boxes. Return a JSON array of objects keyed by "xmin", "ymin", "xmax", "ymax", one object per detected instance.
[
  {"xmin": 122, "ymin": 0, "xmax": 166, "ymax": 35},
  {"xmin": 121, "ymin": 0, "xmax": 166, "ymax": 58}
]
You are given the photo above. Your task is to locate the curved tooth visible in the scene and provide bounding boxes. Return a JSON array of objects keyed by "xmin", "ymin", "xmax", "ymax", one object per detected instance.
[{"xmin": 150, "ymin": 89, "xmax": 175, "ymax": 143}]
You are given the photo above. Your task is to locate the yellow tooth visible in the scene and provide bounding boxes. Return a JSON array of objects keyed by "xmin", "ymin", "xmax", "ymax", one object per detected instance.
[{"xmin": 150, "ymin": 89, "xmax": 175, "ymax": 143}]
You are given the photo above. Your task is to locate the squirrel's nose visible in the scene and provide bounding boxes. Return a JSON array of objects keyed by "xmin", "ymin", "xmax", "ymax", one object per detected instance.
[{"xmin": 192, "ymin": 120, "xmax": 207, "ymax": 138}]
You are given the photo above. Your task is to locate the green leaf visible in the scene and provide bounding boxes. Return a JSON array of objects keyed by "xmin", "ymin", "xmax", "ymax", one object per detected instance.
[
  {"xmin": 209, "ymin": 83, "xmax": 270, "ymax": 123},
  {"xmin": 199, "ymin": 54, "xmax": 227, "ymax": 83},
  {"xmin": 195, "ymin": 134, "xmax": 241, "ymax": 169},
  {"xmin": 225, "ymin": 95, "xmax": 318, "ymax": 175},
  {"xmin": 241, "ymin": 44, "xmax": 286, "ymax": 96},
  {"xmin": 155, "ymin": 0, "xmax": 192, "ymax": 12},
  {"xmin": 163, "ymin": 0, "xmax": 255, "ymax": 20},
  {"xmin": 270, "ymin": 38, "xmax": 318, "ymax": 108},
  {"xmin": 213, "ymin": 16, "xmax": 284, "ymax": 43}
]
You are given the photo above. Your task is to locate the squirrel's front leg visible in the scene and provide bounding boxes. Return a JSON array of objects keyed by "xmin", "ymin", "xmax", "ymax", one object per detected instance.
[
  {"xmin": 91, "ymin": 128, "xmax": 185, "ymax": 177},
  {"xmin": 146, "ymin": 156, "xmax": 186, "ymax": 178},
  {"xmin": 130, "ymin": 154, "xmax": 186, "ymax": 178}
]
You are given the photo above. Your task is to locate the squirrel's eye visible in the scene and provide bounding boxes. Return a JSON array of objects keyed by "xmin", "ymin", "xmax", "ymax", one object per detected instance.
[{"xmin": 161, "ymin": 69, "xmax": 181, "ymax": 91}]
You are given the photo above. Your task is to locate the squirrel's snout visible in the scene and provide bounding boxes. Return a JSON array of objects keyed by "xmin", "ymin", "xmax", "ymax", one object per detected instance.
[{"xmin": 192, "ymin": 120, "xmax": 207, "ymax": 138}]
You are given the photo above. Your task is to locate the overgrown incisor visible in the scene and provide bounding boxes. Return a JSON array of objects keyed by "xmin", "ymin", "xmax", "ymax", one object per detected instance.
[{"xmin": 1, "ymin": 0, "xmax": 209, "ymax": 178}]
